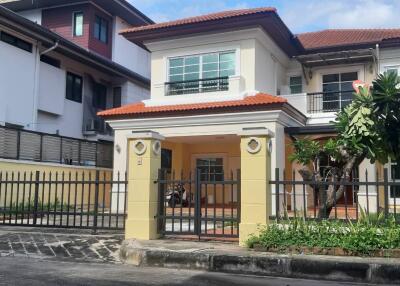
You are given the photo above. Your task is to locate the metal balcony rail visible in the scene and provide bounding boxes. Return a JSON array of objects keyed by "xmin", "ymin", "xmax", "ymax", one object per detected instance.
[
  {"xmin": 307, "ymin": 90, "xmax": 354, "ymax": 114},
  {"xmin": 165, "ymin": 76, "xmax": 229, "ymax": 96},
  {"xmin": 0, "ymin": 125, "xmax": 113, "ymax": 168}
]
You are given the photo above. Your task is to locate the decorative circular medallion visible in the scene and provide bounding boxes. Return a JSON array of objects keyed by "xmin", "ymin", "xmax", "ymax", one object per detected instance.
[
  {"xmin": 246, "ymin": 137, "xmax": 262, "ymax": 154},
  {"xmin": 133, "ymin": 140, "xmax": 147, "ymax": 155},
  {"xmin": 152, "ymin": 140, "xmax": 161, "ymax": 155}
]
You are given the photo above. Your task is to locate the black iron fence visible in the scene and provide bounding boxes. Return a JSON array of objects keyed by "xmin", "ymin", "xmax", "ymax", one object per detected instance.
[
  {"xmin": 271, "ymin": 168, "xmax": 400, "ymax": 222},
  {"xmin": 307, "ymin": 90, "xmax": 353, "ymax": 113},
  {"xmin": 165, "ymin": 76, "xmax": 229, "ymax": 96},
  {"xmin": 0, "ymin": 125, "xmax": 113, "ymax": 168},
  {"xmin": 0, "ymin": 170, "xmax": 127, "ymax": 232},
  {"xmin": 157, "ymin": 169, "xmax": 240, "ymax": 239}
]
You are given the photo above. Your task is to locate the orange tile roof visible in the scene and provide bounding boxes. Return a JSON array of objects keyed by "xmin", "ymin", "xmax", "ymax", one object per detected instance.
[
  {"xmin": 120, "ymin": 7, "xmax": 277, "ymax": 34},
  {"xmin": 98, "ymin": 93, "xmax": 287, "ymax": 118},
  {"xmin": 297, "ymin": 29, "xmax": 400, "ymax": 50}
]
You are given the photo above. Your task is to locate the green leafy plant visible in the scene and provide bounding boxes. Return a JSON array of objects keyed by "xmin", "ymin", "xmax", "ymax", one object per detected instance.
[
  {"xmin": 289, "ymin": 72, "xmax": 400, "ymax": 218},
  {"xmin": 247, "ymin": 218, "xmax": 400, "ymax": 256}
]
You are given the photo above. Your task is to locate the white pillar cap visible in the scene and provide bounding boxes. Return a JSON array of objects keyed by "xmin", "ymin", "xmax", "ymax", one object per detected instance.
[
  {"xmin": 127, "ymin": 130, "xmax": 165, "ymax": 141},
  {"xmin": 238, "ymin": 127, "xmax": 275, "ymax": 137}
]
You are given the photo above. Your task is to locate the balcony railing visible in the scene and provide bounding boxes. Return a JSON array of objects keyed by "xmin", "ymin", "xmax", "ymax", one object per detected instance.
[
  {"xmin": 307, "ymin": 90, "xmax": 354, "ymax": 114},
  {"xmin": 165, "ymin": 76, "xmax": 229, "ymax": 96}
]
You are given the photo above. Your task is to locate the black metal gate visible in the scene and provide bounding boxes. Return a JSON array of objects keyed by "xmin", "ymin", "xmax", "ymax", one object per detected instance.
[
  {"xmin": 0, "ymin": 170, "xmax": 127, "ymax": 232},
  {"xmin": 157, "ymin": 169, "xmax": 240, "ymax": 239}
]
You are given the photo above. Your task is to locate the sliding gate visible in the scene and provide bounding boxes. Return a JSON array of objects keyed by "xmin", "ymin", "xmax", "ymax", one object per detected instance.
[{"xmin": 157, "ymin": 169, "xmax": 240, "ymax": 239}]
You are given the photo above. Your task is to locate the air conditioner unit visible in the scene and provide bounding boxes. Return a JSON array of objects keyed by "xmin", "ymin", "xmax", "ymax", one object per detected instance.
[{"xmin": 85, "ymin": 119, "xmax": 105, "ymax": 133}]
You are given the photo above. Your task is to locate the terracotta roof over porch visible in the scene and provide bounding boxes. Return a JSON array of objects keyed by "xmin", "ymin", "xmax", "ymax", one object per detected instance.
[{"xmin": 98, "ymin": 93, "xmax": 287, "ymax": 118}]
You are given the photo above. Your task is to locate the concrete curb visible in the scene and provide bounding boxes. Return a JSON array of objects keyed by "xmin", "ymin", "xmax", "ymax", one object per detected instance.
[{"xmin": 120, "ymin": 239, "xmax": 400, "ymax": 284}]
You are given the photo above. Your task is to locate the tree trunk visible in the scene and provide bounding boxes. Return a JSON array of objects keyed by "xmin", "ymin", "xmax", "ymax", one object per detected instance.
[{"xmin": 298, "ymin": 154, "xmax": 358, "ymax": 219}]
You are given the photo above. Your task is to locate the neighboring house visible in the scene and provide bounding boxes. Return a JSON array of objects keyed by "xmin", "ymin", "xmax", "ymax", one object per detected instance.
[
  {"xmin": 0, "ymin": 0, "xmax": 151, "ymax": 141},
  {"xmin": 99, "ymin": 8, "xmax": 400, "ymax": 213}
]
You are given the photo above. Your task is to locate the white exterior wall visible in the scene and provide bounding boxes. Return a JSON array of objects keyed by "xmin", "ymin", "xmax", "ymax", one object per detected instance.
[
  {"xmin": 18, "ymin": 9, "xmax": 42, "ymax": 24},
  {"xmin": 38, "ymin": 62, "xmax": 66, "ymax": 115},
  {"xmin": 0, "ymin": 36, "xmax": 37, "ymax": 128},
  {"xmin": 112, "ymin": 16, "xmax": 150, "ymax": 79}
]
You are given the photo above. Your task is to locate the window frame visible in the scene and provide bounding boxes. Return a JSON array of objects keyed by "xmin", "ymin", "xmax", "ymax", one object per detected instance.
[
  {"xmin": 289, "ymin": 75, "xmax": 303, "ymax": 94},
  {"xmin": 94, "ymin": 15, "xmax": 109, "ymax": 44},
  {"xmin": 0, "ymin": 31, "xmax": 32, "ymax": 53},
  {"xmin": 65, "ymin": 72, "xmax": 83, "ymax": 103},
  {"xmin": 73, "ymin": 11, "xmax": 84, "ymax": 37},
  {"xmin": 113, "ymin": 87, "xmax": 122, "ymax": 108},
  {"xmin": 92, "ymin": 83, "xmax": 107, "ymax": 110},
  {"xmin": 321, "ymin": 71, "xmax": 358, "ymax": 111},
  {"xmin": 167, "ymin": 50, "xmax": 236, "ymax": 83}
]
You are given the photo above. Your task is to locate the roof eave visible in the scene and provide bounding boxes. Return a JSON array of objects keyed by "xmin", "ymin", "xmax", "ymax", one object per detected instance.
[{"xmin": 121, "ymin": 13, "xmax": 301, "ymax": 57}]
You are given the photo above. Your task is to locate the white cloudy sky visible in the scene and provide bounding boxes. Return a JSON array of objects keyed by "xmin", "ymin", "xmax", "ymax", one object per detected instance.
[{"xmin": 129, "ymin": 0, "xmax": 400, "ymax": 33}]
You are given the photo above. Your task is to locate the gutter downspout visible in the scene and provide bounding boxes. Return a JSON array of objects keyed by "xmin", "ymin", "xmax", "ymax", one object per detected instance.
[
  {"xmin": 40, "ymin": 40, "xmax": 59, "ymax": 55},
  {"xmin": 31, "ymin": 40, "xmax": 59, "ymax": 130}
]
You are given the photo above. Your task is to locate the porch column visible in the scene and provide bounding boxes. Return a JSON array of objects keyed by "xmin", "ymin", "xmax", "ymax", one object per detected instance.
[
  {"xmin": 238, "ymin": 128, "xmax": 274, "ymax": 245},
  {"xmin": 358, "ymin": 159, "xmax": 378, "ymax": 214},
  {"xmin": 125, "ymin": 131, "xmax": 164, "ymax": 240}
]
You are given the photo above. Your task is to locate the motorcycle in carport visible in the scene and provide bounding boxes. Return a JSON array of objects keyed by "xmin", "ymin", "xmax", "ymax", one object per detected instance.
[{"xmin": 165, "ymin": 183, "xmax": 189, "ymax": 207}]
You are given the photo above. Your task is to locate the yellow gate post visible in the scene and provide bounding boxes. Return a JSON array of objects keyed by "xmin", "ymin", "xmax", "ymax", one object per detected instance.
[
  {"xmin": 238, "ymin": 128, "xmax": 273, "ymax": 245},
  {"xmin": 125, "ymin": 131, "xmax": 164, "ymax": 240}
]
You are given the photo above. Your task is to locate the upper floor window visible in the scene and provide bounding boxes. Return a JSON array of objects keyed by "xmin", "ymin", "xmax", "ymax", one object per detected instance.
[
  {"xmin": 0, "ymin": 31, "xmax": 32, "ymax": 53},
  {"xmin": 113, "ymin": 87, "xmax": 122, "ymax": 108},
  {"xmin": 289, "ymin": 76, "xmax": 302, "ymax": 94},
  {"xmin": 66, "ymin": 72, "xmax": 83, "ymax": 103},
  {"xmin": 94, "ymin": 15, "xmax": 108, "ymax": 43},
  {"xmin": 385, "ymin": 66, "xmax": 399, "ymax": 76},
  {"xmin": 93, "ymin": 83, "xmax": 107, "ymax": 110},
  {"xmin": 73, "ymin": 12, "xmax": 83, "ymax": 37},
  {"xmin": 167, "ymin": 51, "xmax": 235, "ymax": 95},
  {"xmin": 322, "ymin": 72, "xmax": 357, "ymax": 111}
]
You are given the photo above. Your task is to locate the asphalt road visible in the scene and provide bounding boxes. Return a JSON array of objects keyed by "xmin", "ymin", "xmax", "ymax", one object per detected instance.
[{"xmin": 0, "ymin": 256, "xmax": 390, "ymax": 286}]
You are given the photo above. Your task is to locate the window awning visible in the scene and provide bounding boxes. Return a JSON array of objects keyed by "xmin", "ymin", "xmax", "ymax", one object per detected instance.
[{"xmin": 295, "ymin": 48, "xmax": 376, "ymax": 67}]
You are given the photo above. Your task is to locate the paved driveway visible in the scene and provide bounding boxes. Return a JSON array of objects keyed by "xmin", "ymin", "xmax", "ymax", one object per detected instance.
[{"xmin": 0, "ymin": 226, "xmax": 123, "ymax": 263}]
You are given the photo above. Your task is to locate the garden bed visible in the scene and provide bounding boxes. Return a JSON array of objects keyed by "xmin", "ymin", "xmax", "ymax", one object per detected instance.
[{"xmin": 247, "ymin": 214, "xmax": 400, "ymax": 257}]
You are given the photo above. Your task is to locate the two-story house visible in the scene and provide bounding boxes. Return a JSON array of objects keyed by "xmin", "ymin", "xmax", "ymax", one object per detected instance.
[
  {"xmin": 0, "ymin": 0, "xmax": 151, "ymax": 141},
  {"xmin": 99, "ymin": 7, "xmax": 400, "ymax": 215}
]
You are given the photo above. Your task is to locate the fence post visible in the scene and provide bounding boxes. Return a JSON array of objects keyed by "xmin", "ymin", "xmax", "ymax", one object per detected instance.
[
  {"xmin": 16, "ymin": 130, "xmax": 21, "ymax": 160},
  {"xmin": 275, "ymin": 168, "xmax": 279, "ymax": 221},
  {"xmin": 92, "ymin": 170, "xmax": 100, "ymax": 235},
  {"xmin": 384, "ymin": 168, "xmax": 389, "ymax": 218},
  {"xmin": 32, "ymin": 171, "xmax": 40, "ymax": 225},
  {"xmin": 195, "ymin": 168, "xmax": 201, "ymax": 239}
]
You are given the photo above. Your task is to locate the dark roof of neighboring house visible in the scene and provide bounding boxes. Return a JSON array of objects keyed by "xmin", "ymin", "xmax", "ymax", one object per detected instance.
[
  {"xmin": 0, "ymin": 0, "xmax": 154, "ymax": 25},
  {"xmin": 296, "ymin": 29, "xmax": 400, "ymax": 53},
  {"xmin": 0, "ymin": 5, "xmax": 150, "ymax": 88},
  {"xmin": 120, "ymin": 7, "xmax": 302, "ymax": 57}
]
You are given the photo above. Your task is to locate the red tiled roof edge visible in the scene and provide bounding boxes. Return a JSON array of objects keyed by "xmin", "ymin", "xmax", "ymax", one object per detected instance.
[
  {"xmin": 98, "ymin": 93, "xmax": 287, "ymax": 118},
  {"xmin": 297, "ymin": 28, "xmax": 400, "ymax": 50},
  {"xmin": 120, "ymin": 7, "xmax": 277, "ymax": 34}
]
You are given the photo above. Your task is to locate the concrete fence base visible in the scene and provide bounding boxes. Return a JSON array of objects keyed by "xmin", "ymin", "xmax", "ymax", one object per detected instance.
[{"xmin": 120, "ymin": 239, "xmax": 400, "ymax": 285}]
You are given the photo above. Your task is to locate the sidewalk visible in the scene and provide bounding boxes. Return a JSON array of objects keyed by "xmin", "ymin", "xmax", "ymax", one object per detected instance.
[{"xmin": 120, "ymin": 239, "xmax": 400, "ymax": 285}]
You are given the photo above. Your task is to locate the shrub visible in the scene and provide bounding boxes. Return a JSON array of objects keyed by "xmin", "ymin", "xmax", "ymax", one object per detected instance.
[{"xmin": 247, "ymin": 217, "xmax": 400, "ymax": 256}]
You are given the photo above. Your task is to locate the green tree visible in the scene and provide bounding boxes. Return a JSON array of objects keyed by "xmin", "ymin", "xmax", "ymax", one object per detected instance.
[{"xmin": 289, "ymin": 72, "xmax": 400, "ymax": 218}]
